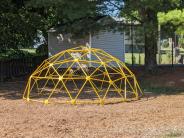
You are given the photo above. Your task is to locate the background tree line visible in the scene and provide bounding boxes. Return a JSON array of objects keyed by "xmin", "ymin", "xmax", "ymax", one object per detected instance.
[{"xmin": 0, "ymin": 0, "xmax": 183, "ymax": 71}]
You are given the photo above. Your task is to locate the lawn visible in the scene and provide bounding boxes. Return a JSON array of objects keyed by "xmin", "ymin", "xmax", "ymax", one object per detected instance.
[
  {"xmin": 20, "ymin": 48, "xmax": 36, "ymax": 54},
  {"xmin": 125, "ymin": 53, "xmax": 145, "ymax": 65},
  {"xmin": 0, "ymin": 48, "xmax": 37, "ymax": 59},
  {"xmin": 125, "ymin": 53, "xmax": 177, "ymax": 65},
  {"xmin": 0, "ymin": 49, "xmax": 182, "ymax": 65}
]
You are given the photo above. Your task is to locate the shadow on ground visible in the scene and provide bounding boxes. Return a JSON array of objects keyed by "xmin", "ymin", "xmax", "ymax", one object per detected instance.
[
  {"xmin": 0, "ymin": 81, "xmax": 25, "ymax": 100},
  {"xmin": 1, "ymin": 67, "xmax": 184, "ymax": 102},
  {"xmin": 0, "ymin": 80, "xmax": 184, "ymax": 104}
]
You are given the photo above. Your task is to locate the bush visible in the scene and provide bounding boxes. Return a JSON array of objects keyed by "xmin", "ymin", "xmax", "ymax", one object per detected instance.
[
  {"xmin": 7, "ymin": 49, "xmax": 33, "ymax": 59},
  {"xmin": 161, "ymin": 39, "xmax": 169, "ymax": 48},
  {"xmin": 36, "ymin": 44, "xmax": 48, "ymax": 55}
]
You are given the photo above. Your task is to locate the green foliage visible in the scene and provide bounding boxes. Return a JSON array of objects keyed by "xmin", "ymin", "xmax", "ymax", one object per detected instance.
[
  {"xmin": 1, "ymin": 0, "xmax": 183, "ymax": 70},
  {"xmin": 36, "ymin": 44, "xmax": 48, "ymax": 55},
  {"xmin": 0, "ymin": 0, "xmax": 100, "ymax": 51},
  {"xmin": 161, "ymin": 40, "xmax": 170, "ymax": 48},
  {"xmin": 0, "ymin": 49, "xmax": 33, "ymax": 59},
  {"xmin": 158, "ymin": 9, "xmax": 184, "ymax": 25},
  {"xmin": 27, "ymin": 0, "xmax": 101, "ymax": 35},
  {"xmin": 102, "ymin": 0, "xmax": 183, "ymax": 69},
  {"xmin": 0, "ymin": 0, "xmax": 45, "ymax": 51},
  {"xmin": 158, "ymin": 9, "xmax": 184, "ymax": 34},
  {"xmin": 7, "ymin": 49, "xmax": 32, "ymax": 58},
  {"xmin": 179, "ymin": 35, "xmax": 184, "ymax": 48}
]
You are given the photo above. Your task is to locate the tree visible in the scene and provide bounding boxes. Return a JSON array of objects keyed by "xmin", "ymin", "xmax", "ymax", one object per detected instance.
[
  {"xmin": 0, "ymin": 0, "xmax": 46, "ymax": 51},
  {"xmin": 0, "ymin": 0, "xmax": 102, "ymax": 52},
  {"xmin": 1, "ymin": 0, "xmax": 183, "ymax": 71},
  {"xmin": 158, "ymin": 9, "xmax": 184, "ymax": 34},
  {"xmin": 26, "ymin": 0, "xmax": 102, "ymax": 37},
  {"xmin": 158, "ymin": 7, "xmax": 184, "ymax": 54},
  {"xmin": 101, "ymin": 0, "xmax": 183, "ymax": 71}
]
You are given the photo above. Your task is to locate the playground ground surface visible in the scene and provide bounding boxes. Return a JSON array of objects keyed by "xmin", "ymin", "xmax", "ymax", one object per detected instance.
[{"xmin": 0, "ymin": 67, "xmax": 184, "ymax": 138}]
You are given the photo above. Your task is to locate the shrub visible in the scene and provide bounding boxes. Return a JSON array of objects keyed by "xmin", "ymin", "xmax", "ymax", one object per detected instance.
[{"xmin": 36, "ymin": 44, "xmax": 48, "ymax": 55}]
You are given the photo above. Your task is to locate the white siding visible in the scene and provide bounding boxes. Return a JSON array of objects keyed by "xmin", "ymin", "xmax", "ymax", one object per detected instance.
[
  {"xmin": 91, "ymin": 30, "xmax": 125, "ymax": 62},
  {"xmin": 48, "ymin": 30, "xmax": 125, "ymax": 68}
]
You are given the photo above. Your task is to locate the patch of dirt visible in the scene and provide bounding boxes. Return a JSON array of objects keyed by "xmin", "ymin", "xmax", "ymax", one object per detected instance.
[
  {"xmin": 0, "ymin": 68, "xmax": 184, "ymax": 138},
  {"xmin": 133, "ymin": 66, "xmax": 184, "ymax": 88}
]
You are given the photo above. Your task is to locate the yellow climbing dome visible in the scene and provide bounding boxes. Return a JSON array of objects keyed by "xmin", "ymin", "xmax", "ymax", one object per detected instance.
[{"xmin": 23, "ymin": 46, "xmax": 143, "ymax": 104}]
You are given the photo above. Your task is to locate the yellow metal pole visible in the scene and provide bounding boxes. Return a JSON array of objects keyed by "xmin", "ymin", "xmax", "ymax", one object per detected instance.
[{"xmin": 23, "ymin": 46, "xmax": 142, "ymax": 104}]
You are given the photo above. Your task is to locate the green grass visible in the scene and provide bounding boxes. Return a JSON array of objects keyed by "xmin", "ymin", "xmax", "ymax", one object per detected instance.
[
  {"xmin": 164, "ymin": 131, "xmax": 182, "ymax": 138},
  {"xmin": 20, "ymin": 48, "xmax": 36, "ymax": 54},
  {"xmin": 0, "ymin": 49, "xmax": 182, "ymax": 64},
  {"xmin": 0, "ymin": 48, "xmax": 37, "ymax": 59},
  {"xmin": 125, "ymin": 53, "xmax": 173, "ymax": 65},
  {"xmin": 125, "ymin": 53, "xmax": 145, "ymax": 65}
]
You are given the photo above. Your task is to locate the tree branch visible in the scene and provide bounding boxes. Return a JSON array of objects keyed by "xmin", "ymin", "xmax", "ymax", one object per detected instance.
[{"xmin": 105, "ymin": 0, "xmax": 143, "ymax": 23}]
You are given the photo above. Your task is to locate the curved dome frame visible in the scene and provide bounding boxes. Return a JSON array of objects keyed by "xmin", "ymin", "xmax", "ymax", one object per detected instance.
[{"xmin": 23, "ymin": 46, "xmax": 143, "ymax": 105}]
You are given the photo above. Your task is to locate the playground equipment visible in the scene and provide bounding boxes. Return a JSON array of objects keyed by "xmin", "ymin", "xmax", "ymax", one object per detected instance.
[{"xmin": 23, "ymin": 46, "xmax": 143, "ymax": 105}]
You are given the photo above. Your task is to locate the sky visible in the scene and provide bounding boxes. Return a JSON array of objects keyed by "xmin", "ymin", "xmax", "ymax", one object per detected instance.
[{"xmin": 102, "ymin": 0, "xmax": 123, "ymax": 17}]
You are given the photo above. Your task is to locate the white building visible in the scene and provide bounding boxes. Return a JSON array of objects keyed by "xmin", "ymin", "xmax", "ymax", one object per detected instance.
[{"xmin": 48, "ymin": 17, "xmax": 144, "ymax": 65}]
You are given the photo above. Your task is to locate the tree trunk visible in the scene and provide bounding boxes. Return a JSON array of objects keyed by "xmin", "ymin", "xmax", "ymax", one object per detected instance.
[
  {"xmin": 144, "ymin": 23, "xmax": 158, "ymax": 71},
  {"xmin": 140, "ymin": 8, "xmax": 158, "ymax": 72}
]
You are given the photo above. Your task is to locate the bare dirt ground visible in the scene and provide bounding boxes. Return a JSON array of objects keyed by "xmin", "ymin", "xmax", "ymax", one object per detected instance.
[{"xmin": 0, "ymin": 68, "xmax": 184, "ymax": 138}]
